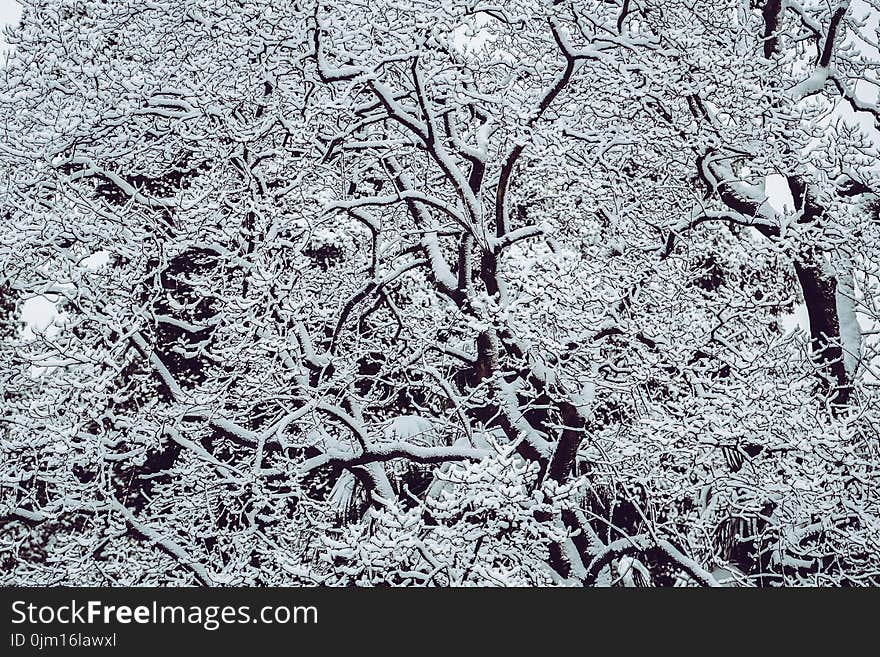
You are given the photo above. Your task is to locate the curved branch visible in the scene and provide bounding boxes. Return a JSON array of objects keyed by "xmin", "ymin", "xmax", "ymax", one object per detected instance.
[
  {"xmin": 301, "ymin": 443, "xmax": 489, "ymax": 472},
  {"xmin": 582, "ymin": 535, "xmax": 721, "ymax": 587}
]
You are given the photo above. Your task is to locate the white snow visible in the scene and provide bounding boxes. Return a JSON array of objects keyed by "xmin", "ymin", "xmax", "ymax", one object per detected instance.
[
  {"xmin": 764, "ymin": 174, "xmax": 794, "ymax": 215},
  {"xmin": 0, "ymin": 0, "xmax": 22, "ymax": 57},
  {"xmin": 79, "ymin": 250, "xmax": 111, "ymax": 271},
  {"xmin": 19, "ymin": 252, "xmax": 110, "ymax": 339},
  {"xmin": 384, "ymin": 414, "xmax": 436, "ymax": 445},
  {"xmin": 21, "ymin": 295, "xmax": 60, "ymax": 338}
]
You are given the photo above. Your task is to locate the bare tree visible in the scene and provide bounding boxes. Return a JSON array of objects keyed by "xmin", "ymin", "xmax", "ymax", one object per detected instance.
[{"xmin": 2, "ymin": 0, "xmax": 880, "ymax": 586}]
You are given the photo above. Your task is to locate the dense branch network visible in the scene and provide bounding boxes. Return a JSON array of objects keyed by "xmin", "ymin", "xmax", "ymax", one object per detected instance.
[{"xmin": 1, "ymin": 0, "xmax": 880, "ymax": 587}]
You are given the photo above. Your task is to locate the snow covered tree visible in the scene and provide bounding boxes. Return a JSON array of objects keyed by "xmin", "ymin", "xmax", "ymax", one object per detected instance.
[{"xmin": 2, "ymin": 0, "xmax": 880, "ymax": 586}]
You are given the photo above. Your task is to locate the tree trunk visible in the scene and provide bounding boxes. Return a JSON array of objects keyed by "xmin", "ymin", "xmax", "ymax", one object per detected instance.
[{"xmin": 793, "ymin": 257, "xmax": 852, "ymax": 407}]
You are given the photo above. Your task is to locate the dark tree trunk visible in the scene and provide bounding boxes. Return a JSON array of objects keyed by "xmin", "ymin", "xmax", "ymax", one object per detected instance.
[{"xmin": 793, "ymin": 258, "xmax": 851, "ymax": 407}]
